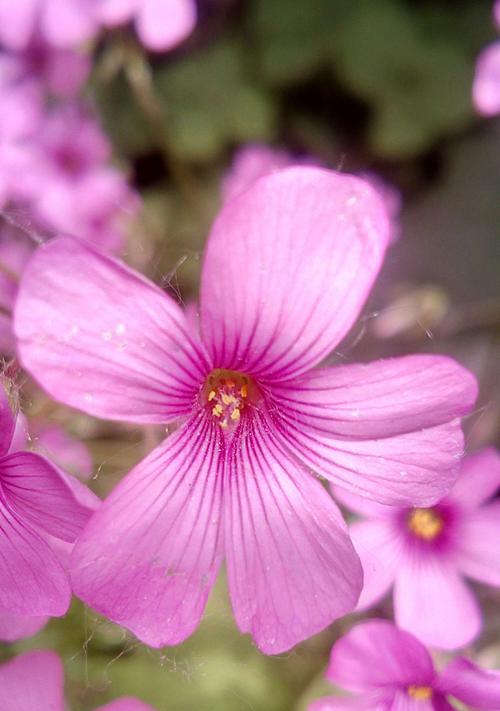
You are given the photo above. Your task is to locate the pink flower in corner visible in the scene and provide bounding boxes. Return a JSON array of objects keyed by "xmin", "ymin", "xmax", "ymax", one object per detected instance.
[
  {"xmin": 309, "ymin": 619, "xmax": 500, "ymax": 711},
  {"xmin": 335, "ymin": 448, "xmax": 500, "ymax": 650},
  {"xmin": 473, "ymin": 42, "xmax": 500, "ymax": 117},
  {"xmin": 0, "ymin": 649, "xmax": 157, "ymax": 711},
  {"xmin": 0, "ymin": 380, "xmax": 97, "ymax": 641},
  {"xmin": 97, "ymin": 0, "xmax": 197, "ymax": 52},
  {"xmin": 14, "ymin": 167, "xmax": 477, "ymax": 654}
]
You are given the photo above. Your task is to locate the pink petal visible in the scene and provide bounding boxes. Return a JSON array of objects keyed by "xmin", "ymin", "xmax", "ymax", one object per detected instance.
[
  {"xmin": 473, "ymin": 42, "xmax": 500, "ymax": 117},
  {"xmin": 388, "ymin": 693, "xmax": 438, "ymax": 711},
  {"xmin": 1, "ymin": 451, "xmax": 94, "ymax": 542},
  {"xmin": 437, "ymin": 657, "xmax": 500, "ymax": 709},
  {"xmin": 200, "ymin": 167, "xmax": 389, "ymax": 382},
  {"xmin": 349, "ymin": 520, "xmax": 401, "ymax": 610},
  {"xmin": 70, "ymin": 413, "xmax": 224, "ymax": 647},
  {"xmin": 33, "ymin": 424, "xmax": 93, "ymax": 480},
  {"xmin": 394, "ymin": 555, "xmax": 481, "ymax": 650},
  {"xmin": 14, "ymin": 237, "xmax": 209, "ymax": 423},
  {"xmin": 97, "ymin": 0, "xmax": 138, "ymax": 25},
  {"xmin": 0, "ymin": 0, "xmax": 38, "ymax": 50},
  {"xmin": 136, "ymin": 0, "xmax": 197, "ymax": 52},
  {"xmin": 277, "ymin": 419, "xmax": 464, "ymax": 506},
  {"xmin": 41, "ymin": 0, "xmax": 98, "ymax": 48},
  {"xmin": 222, "ymin": 144, "xmax": 292, "ymax": 202},
  {"xmin": 9, "ymin": 413, "xmax": 28, "ymax": 454},
  {"xmin": 455, "ymin": 501, "xmax": 500, "ymax": 587},
  {"xmin": 0, "ymin": 383, "xmax": 15, "ymax": 456},
  {"xmin": 0, "ymin": 499, "xmax": 70, "ymax": 616},
  {"xmin": 326, "ymin": 620, "xmax": 434, "ymax": 693},
  {"xmin": 271, "ymin": 355, "xmax": 477, "ymax": 439},
  {"xmin": 0, "ymin": 650, "xmax": 65, "ymax": 711},
  {"xmin": 225, "ymin": 412, "xmax": 362, "ymax": 655},
  {"xmin": 448, "ymin": 448, "xmax": 500, "ymax": 508},
  {"xmin": 97, "ymin": 699, "xmax": 157, "ymax": 711},
  {"xmin": 0, "ymin": 612, "xmax": 47, "ymax": 641},
  {"xmin": 309, "ymin": 697, "xmax": 378, "ymax": 711},
  {"xmin": 332, "ymin": 486, "xmax": 394, "ymax": 518}
]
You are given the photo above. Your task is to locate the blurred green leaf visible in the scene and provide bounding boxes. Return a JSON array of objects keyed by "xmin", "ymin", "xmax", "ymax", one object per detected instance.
[
  {"xmin": 154, "ymin": 41, "xmax": 277, "ymax": 162},
  {"xmin": 332, "ymin": 0, "xmax": 475, "ymax": 157}
]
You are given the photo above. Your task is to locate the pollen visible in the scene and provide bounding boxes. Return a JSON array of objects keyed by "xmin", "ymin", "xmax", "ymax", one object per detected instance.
[
  {"xmin": 408, "ymin": 685, "xmax": 433, "ymax": 701},
  {"xmin": 203, "ymin": 368, "xmax": 257, "ymax": 431},
  {"xmin": 407, "ymin": 507, "xmax": 444, "ymax": 541}
]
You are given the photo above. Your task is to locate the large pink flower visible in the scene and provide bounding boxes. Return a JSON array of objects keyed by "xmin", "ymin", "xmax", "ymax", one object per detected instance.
[
  {"xmin": 309, "ymin": 619, "xmax": 500, "ymax": 710},
  {"xmin": 335, "ymin": 448, "xmax": 500, "ymax": 650},
  {"xmin": 0, "ymin": 649, "xmax": 156, "ymax": 711},
  {"xmin": 0, "ymin": 381, "xmax": 97, "ymax": 639},
  {"xmin": 14, "ymin": 167, "xmax": 477, "ymax": 653}
]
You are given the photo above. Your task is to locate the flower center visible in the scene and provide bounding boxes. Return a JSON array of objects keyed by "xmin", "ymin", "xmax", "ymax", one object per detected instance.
[
  {"xmin": 407, "ymin": 508, "xmax": 443, "ymax": 541},
  {"xmin": 204, "ymin": 369, "xmax": 256, "ymax": 431},
  {"xmin": 408, "ymin": 685, "xmax": 433, "ymax": 701}
]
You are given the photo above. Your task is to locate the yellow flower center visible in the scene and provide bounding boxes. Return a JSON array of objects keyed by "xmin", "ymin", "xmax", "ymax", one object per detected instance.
[
  {"xmin": 407, "ymin": 508, "xmax": 443, "ymax": 541},
  {"xmin": 408, "ymin": 685, "xmax": 433, "ymax": 700},
  {"xmin": 204, "ymin": 369, "xmax": 257, "ymax": 431}
]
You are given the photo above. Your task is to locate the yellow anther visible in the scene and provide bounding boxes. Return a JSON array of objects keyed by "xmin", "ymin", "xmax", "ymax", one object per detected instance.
[
  {"xmin": 221, "ymin": 393, "xmax": 236, "ymax": 406},
  {"xmin": 240, "ymin": 384, "xmax": 248, "ymax": 398},
  {"xmin": 212, "ymin": 404, "xmax": 223, "ymax": 417},
  {"xmin": 220, "ymin": 420, "xmax": 228, "ymax": 429},
  {"xmin": 226, "ymin": 379, "xmax": 235, "ymax": 388},
  {"xmin": 230, "ymin": 408, "xmax": 241, "ymax": 422},
  {"xmin": 208, "ymin": 390, "xmax": 216, "ymax": 401},
  {"xmin": 408, "ymin": 508, "xmax": 443, "ymax": 541},
  {"xmin": 408, "ymin": 686, "xmax": 432, "ymax": 701}
]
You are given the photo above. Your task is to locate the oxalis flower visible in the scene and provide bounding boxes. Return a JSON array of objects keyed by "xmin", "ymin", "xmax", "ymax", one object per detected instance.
[
  {"xmin": 0, "ymin": 649, "xmax": 156, "ymax": 711},
  {"xmin": 0, "ymin": 381, "xmax": 97, "ymax": 640},
  {"xmin": 14, "ymin": 167, "xmax": 477, "ymax": 653},
  {"xmin": 309, "ymin": 619, "xmax": 500, "ymax": 710},
  {"xmin": 336, "ymin": 448, "xmax": 500, "ymax": 650}
]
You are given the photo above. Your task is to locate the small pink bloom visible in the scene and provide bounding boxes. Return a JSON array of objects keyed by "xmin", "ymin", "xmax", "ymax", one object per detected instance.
[
  {"xmin": 0, "ymin": 649, "xmax": 157, "ymax": 711},
  {"xmin": 336, "ymin": 448, "xmax": 500, "ymax": 650},
  {"xmin": 14, "ymin": 168, "xmax": 477, "ymax": 653},
  {"xmin": 473, "ymin": 41, "xmax": 500, "ymax": 117},
  {"xmin": 0, "ymin": 380, "xmax": 98, "ymax": 639},
  {"xmin": 309, "ymin": 619, "xmax": 500, "ymax": 710},
  {"xmin": 97, "ymin": 0, "xmax": 197, "ymax": 52},
  {"xmin": 495, "ymin": 0, "xmax": 500, "ymax": 30}
]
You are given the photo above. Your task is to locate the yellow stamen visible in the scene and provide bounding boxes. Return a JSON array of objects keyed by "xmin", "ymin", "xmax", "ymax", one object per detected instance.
[
  {"xmin": 240, "ymin": 384, "xmax": 248, "ymax": 398},
  {"xmin": 408, "ymin": 686, "xmax": 433, "ymax": 701},
  {"xmin": 221, "ymin": 393, "xmax": 236, "ymax": 406},
  {"xmin": 208, "ymin": 390, "xmax": 216, "ymax": 401},
  {"xmin": 212, "ymin": 404, "xmax": 223, "ymax": 417},
  {"xmin": 407, "ymin": 508, "xmax": 443, "ymax": 541},
  {"xmin": 230, "ymin": 408, "xmax": 241, "ymax": 421}
]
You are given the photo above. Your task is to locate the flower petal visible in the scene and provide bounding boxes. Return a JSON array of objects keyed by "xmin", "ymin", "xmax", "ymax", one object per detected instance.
[
  {"xmin": 1, "ymin": 451, "xmax": 94, "ymax": 542},
  {"xmin": 349, "ymin": 520, "xmax": 401, "ymax": 610},
  {"xmin": 0, "ymin": 612, "xmax": 47, "ymax": 642},
  {"xmin": 271, "ymin": 355, "xmax": 477, "ymax": 439},
  {"xmin": 200, "ymin": 167, "xmax": 389, "ymax": 381},
  {"xmin": 437, "ymin": 657, "xmax": 500, "ymax": 709},
  {"xmin": 389, "ymin": 692, "xmax": 444, "ymax": 711},
  {"xmin": 0, "ymin": 0, "xmax": 38, "ymax": 50},
  {"xmin": 0, "ymin": 650, "xmax": 65, "ymax": 711},
  {"xmin": 393, "ymin": 555, "xmax": 481, "ymax": 650},
  {"xmin": 70, "ymin": 413, "xmax": 224, "ymax": 647},
  {"xmin": 41, "ymin": 0, "xmax": 97, "ymax": 48},
  {"xmin": 455, "ymin": 501, "xmax": 500, "ymax": 587},
  {"xmin": 97, "ymin": 699, "xmax": 157, "ymax": 711},
  {"xmin": 332, "ymin": 486, "xmax": 394, "ymax": 518},
  {"xmin": 224, "ymin": 412, "xmax": 362, "ymax": 655},
  {"xmin": 309, "ymin": 697, "xmax": 381, "ymax": 711},
  {"xmin": 15, "ymin": 238, "xmax": 209, "ymax": 423},
  {"xmin": 326, "ymin": 620, "xmax": 434, "ymax": 693},
  {"xmin": 0, "ymin": 383, "xmax": 15, "ymax": 457},
  {"xmin": 448, "ymin": 448, "xmax": 500, "ymax": 508},
  {"xmin": 0, "ymin": 499, "xmax": 70, "ymax": 616},
  {"xmin": 136, "ymin": 0, "xmax": 197, "ymax": 51},
  {"xmin": 277, "ymin": 418, "xmax": 464, "ymax": 506},
  {"xmin": 33, "ymin": 424, "xmax": 93, "ymax": 480}
]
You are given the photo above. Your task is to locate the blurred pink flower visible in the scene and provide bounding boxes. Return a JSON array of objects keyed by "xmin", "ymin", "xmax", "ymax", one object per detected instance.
[
  {"xmin": 0, "ymin": 649, "xmax": 157, "ymax": 711},
  {"xmin": 223, "ymin": 144, "xmax": 402, "ymax": 242},
  {"xmin": 495, "ymin": 0, "xmax": 500, "ymax": 30},
  {"xmin": 97, "ymin": 0, "xmax": 197, "ymax": 52},
  {"xmin": 309, "ymin": 619, "xmax": 500, "ymax": 710},
  {"xmin": 0, "ymin": 381, "xmax": 98, "ymax": 641},
  {"xmin": 14, "ymin": 168, "xmax": 476, "ymax": 654},
  {"xmin": 336, "ymin": 448, "xmax": 500, "ymax": 650},
  {"xmin": 473, "ymin": 42, "xmax": 500, "ymax": 117},
  {"xmin": 0, "ymin": 226, "xmax": 34, "ymax": 353}
]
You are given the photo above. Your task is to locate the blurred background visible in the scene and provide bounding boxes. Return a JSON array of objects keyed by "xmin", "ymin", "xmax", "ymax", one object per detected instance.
[{"xmin": 1, "ymin": 0, "xmax": 499, "ymax": 709}]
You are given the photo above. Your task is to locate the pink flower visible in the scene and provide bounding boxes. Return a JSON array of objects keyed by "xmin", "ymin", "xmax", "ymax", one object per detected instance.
[
  {"xmin": 495, "ymin": 0, "xmax": 500, "ymax": 30},
  {"xmin": 0, "ymin": 380, "xmax": 97, "ymax": 640},
  {"xmin": 14, "ymin": 167, "xmax": 477, "ymax": 653},
  {"xmin": 97, "ymin": 0, "xmax": 197, "ymax": 52},
  {"xmin": 0, "ymin": 649, "xmax": 157, "ymax": 711},
  {"xmin": 473, "ymin": 42, "xmax": 500, "ymax": 117},
  {"xmin": 335, "ymin": 448, "xmax": 500, "ymax": 650},
  {"xmin": 223, "ymin": 144, "xmax": 402, "ymax": 242},
  {"xmin": 309, "ymin": 619, "xmax": 500, "ymax": 710}
]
